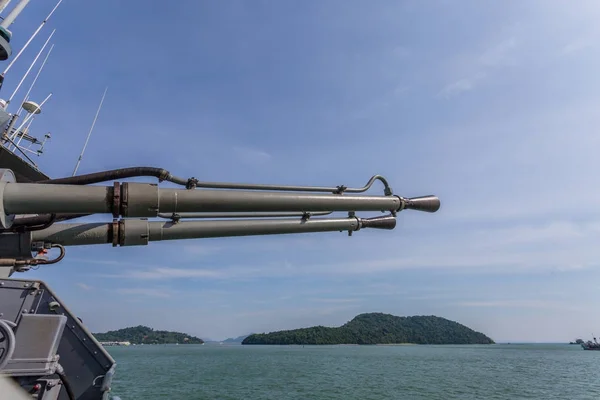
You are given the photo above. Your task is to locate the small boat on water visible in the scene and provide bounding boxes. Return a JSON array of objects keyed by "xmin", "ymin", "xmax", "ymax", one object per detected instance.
[{"xmin": 581, "ymin": 335, "xmax": 600, "ymax": 350}]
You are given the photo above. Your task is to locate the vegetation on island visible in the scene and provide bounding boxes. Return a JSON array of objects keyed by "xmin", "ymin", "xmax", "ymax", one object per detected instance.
[
  {"xmin": 93, "ymin": 325, "xmax": 204, "ymax": 344},
  {"xmin": 242, "ymin": 313, "xmax": 494, "ymax": 345}
]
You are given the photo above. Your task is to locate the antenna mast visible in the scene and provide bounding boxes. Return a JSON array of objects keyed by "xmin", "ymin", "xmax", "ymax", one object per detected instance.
[
  {"xmin": 0, "ymin": 0, "xmax": 29, "ymax": 28},
  {"xmin": 6, "ymin": 28, "xmax": 54, "ymax": 108},
  {"xmin": 72, "ymin": 87, "xmax": 108, "ymax": 176},
  {"xmin": 0, "ymin": 0, "xmax": 12, "ymax": 14},
  {"xmin": 1, "ymin": 0, "xmax": 62, "ymax": 79},
  {"xmin": 16, "ymin": 42, "xmax": 53, "ymax": 116}
]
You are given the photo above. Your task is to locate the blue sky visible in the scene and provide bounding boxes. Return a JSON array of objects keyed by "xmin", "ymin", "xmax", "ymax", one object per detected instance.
[{"xmin": 4, "ymin": 0, "xmax": 600, "ymax": 342}]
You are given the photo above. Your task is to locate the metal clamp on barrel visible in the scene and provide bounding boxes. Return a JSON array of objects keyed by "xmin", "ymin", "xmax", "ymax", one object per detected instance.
[
  {"xmin": 119, "ymin": 182, "xmax": 159, "ymax": 217},
  {"xmin": 0, "ymin": 169, "xmax": 16, "ymax": 229}
]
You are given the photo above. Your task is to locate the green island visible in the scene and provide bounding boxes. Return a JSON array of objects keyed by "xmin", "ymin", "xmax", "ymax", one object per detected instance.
[
  {"xmin": 242, "ymin": 313, "xmax": 494, "ymax": 345},
  {"xmin": 93, "ymin": 325, "xmax": 204, "ymax": 345}
]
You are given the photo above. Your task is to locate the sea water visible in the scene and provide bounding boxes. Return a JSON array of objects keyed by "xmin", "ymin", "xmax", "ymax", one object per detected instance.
[{"xmin": 106, "ymin": 343, "xmax": 600, "ymax": 399}]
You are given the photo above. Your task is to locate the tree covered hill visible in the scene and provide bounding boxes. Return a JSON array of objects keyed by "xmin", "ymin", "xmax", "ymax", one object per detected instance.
[
  {"xmin": 242, "ymin": 313, "xmax": 494, "ymax": 345},
  {"xmin": 93, "ymin": 325, "xmax": 204, "ymax": 344}
]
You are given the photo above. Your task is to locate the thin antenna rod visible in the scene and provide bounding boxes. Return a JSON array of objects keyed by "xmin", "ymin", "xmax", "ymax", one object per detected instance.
[
  {"xmin": 1, "ymin": 0, "xmax": 62, "ymax": 76},
  {"xmin": 0, "ymin": 0, "xmax": 13, "ymax": 15},
  {"xmin": 9, "ymin": 91, "xmax": 50, "ymax": 141},
  {"xmin": 16, "ymin": 43, "xmax": 53, "ymax": 116},
  {"xmin": 72, "ymin": 87, "xmax": 108, "ymax": 176},
  {"xmin": 13, "ymin": 112, "xmax": 33, "ymax": 147},
  {"xmin": 6, "ymin": 29, "xmax": 54, "ymax": 107}
]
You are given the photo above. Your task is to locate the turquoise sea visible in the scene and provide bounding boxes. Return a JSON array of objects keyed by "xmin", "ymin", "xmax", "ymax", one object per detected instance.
[{"xmin": 106, "ymin": 343, "xmax": 600, "ymax": 399}]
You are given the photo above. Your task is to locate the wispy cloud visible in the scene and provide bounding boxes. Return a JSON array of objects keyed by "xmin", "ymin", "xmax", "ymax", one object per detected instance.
[
  {"xmin": 233, "ymin": 146, "xmax": 272, "ymax": 164},
  {"xmin": 561, "ymin": 37, "xmax": 595, "ymax": 55},
  {"xmin": 109, "ymin": 268, "xmax": 228, "ymax": 280},
  {"xmin": 453, "ymin": 300, "xmax": 578, "ymax": 311},
  {"xmin": 76, "ymin": 283, "xmax": 92, "ymax": 290},
  {"xmin": 478, "ymin": 38, "xmax": 517, "ymax": 67},
  {"xmin": 115, "ymin": 288, "xmax": 172, "ymax": 298},
  {"xmin": 437, "ymin": 38, "xmax": 517, "ymax": 98},
  {"xmin": 308, "ymin": 297, "xmax": 362, "ymax": 304},
  {"xmin": 437, "ymin": 73, "xmax": 486, "ymax": 98},
  {"xmin": 182, "ymin": 244, "xmax": 223, "ymax": 256}
]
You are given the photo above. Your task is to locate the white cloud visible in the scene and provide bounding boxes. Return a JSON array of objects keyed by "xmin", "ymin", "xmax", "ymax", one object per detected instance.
[
  {"xmin": 436, "ymin": 74, "xmax": 485, "ymax": 98},
  {"xmin": 308, "ymin": 297, "xmax": 362, "ymax": 304},
  {"xmin": 233, "ymin": 146, "xmax": 272, "ymax": 164},
  {"xmin": 182, "ymin": 244, "xmax": 223, "ymax": 256},
  {"xmin": 437, "ymin": 37, "xmax": 517, "ymax": 98},
  {"xmin": 115, "ymin": 288, "xmax": 172, "ymax": 298},
  {"xmin": 479, "ymin": 38, "xmax": 517, "ymax": 67},
  {"xmin": 452, "ymin": 300, "xmax": 578, "ymax": 311},
  {"xmin": 561, "ymin": 37, "xmax": 594, "ymax": 55},
  {"xmin": 76, "ymin": 283, "xmax": 91, "ymax": 290}
]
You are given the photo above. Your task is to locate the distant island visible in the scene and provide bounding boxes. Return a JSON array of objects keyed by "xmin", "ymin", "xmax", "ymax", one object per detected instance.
[
  {"xmin": 242, "ymin": 313, "xmax": 494, "ymax": 345},
  {"xmin": 93, "ymin": 325, "xmax": 204, "ymax": 345},
  {"xmin": 223, "ymin": 334, "xmax": 252, "ymax": 343}
]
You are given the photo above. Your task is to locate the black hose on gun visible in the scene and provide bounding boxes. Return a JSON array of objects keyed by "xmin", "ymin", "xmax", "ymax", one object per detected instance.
[{"xmin": 39, "ymin": 167, "xmax": 172, "ymax": 185}]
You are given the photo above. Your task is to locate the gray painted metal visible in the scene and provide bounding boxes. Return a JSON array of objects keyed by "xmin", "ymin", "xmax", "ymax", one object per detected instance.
[
  {"xmin": 1, "ymin": 181, "xmax": 440, "ymax": 217},
  {"xmin": 30, "ymin": 222, "xmax": 110, "ymax": 246},
  {"xmin": 30, "ymin": 214, "xmax": 397, "ymax": 246},
  {"xmin": 3, "ymin": 183, "xmax": 110, "ymax": 215},
  {"xmin": 154, "ymin": 187, "xmax": 402, "ymax": 213},
  {"xmin": 157, "ymin": 211, "xmax": 333, "ymax": 219},
  {"xmin": 4, "ymin": 313, "xmax": 66, "ymax": 376},
  {"xmin": 0, "ymin": 146, "xmax": 48, "ymax": 182},
  {"xmin": 0, "ymin": 277, "xmax": 116, "ymax": 399}
]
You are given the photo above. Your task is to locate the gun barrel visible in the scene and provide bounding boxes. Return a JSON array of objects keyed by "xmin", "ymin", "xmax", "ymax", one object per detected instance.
[
  {"xmin": 30, "ymin": 215, "xmax": 398, "ymax": 247},
  {"xmin": 2, "ymin": 182, "xmax": 439, "ymax": 218}
]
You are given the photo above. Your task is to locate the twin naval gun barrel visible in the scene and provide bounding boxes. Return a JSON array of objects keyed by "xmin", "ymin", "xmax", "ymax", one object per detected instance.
[
  {"xmin": 0, "ymin": 167, "xmax": 440, "ymax": 275},
  {"xmin": 0, "ymin": 166, "xmax": 439, "ymax": 400}
]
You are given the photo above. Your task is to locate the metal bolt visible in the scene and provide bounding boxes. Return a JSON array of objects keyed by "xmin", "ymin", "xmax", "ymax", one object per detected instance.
[
  {"xmin": 30, "ymin": 309, "xmax": 34, "ymax": 313},
  {"xmin": 0, "ymin": 282, "xmax": 4, "ymax": 286},
  {"xmin": 22, "ymin": 309, "xmax": 28, "ymax": 313}
]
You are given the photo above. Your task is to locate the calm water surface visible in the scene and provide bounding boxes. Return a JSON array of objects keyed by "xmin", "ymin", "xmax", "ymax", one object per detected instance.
[{"xmin": 106, "ymin": 343, "xmax": 600, "ymax": 399}]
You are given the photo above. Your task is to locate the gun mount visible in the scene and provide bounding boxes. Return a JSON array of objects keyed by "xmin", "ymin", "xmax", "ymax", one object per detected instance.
[
  {"xmin": 0, "ymin": 165, "xmax": 440, "ymax": 399},
  {"xmin": 0, "ymin": 166, "xmax": 440, "ymax": 275}
]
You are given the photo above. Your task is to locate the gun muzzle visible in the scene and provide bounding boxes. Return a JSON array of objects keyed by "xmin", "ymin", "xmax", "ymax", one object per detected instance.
[
  {"xmin": 359, "ymin": 215, "xmax": 397, "ymax": 230},
  {"xmin": 400, "ymin": 196, "xmax": 440, "ymax": 213}
]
